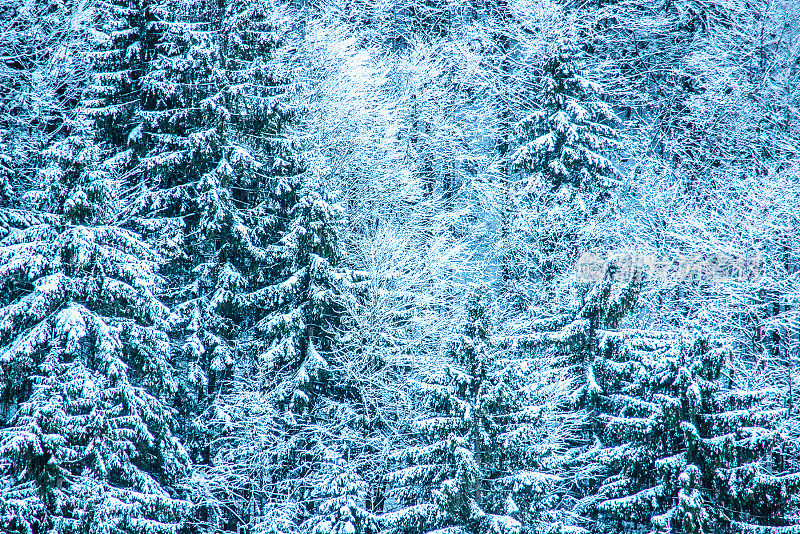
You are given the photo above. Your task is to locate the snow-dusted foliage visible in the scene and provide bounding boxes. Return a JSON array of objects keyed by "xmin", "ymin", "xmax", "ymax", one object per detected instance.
[
  {"xmin": 586, "ymin": 324, "xmax": 723, "ymax": 531},
  {"xmin": 579, "ymin": 317, "xmax": 800, "ymax": 533},
  {"xmin": 384, "ymin": 286, "xmax": 521, "ymax": 534},
  {"xmin": 2, "ymin": 0, "xmax": 799, "ymax": 533},
  {"xmin": 0, "ymin": 0, "xmax": 92, "ymax": 206},
  {"xmin": 127, "ymin": 0, "xmax": 305, "ymax": 464},
  {"xmin": 84, "ymin": 0, "xmax": 150, "ymax": 160},
  {"xmin": 244, "ymin": 171, "xmax": 342, "ymax": 414},
  {"xmin": 496, "ymin": 22, "xmax": 622, "ymax": 313},
  {"xmin": 198, "ymin": 131, "xmax": 353, "ymax": 532},
  {"xmin": 511, "ymin": 39, "xmax": 619, "ymax": 194},
  {"xmin": 0, "ymin": 119, "xmax": 190, "ymax": 533}
]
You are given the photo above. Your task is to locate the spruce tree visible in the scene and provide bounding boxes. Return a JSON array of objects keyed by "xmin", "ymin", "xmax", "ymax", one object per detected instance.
[
  {"xmin": 205, "ymin": 166, "xmax": 353, "ymax": 532},
  {"xmin": 490, "ymin": 262, "xmax": 641, "ymax": 534},
  {"xmin": 502, "ymin": 37, "xmax": 620, "ymax": 314},
  {"xmin": 245, "ymin": 173, "xmax": 341, "ymax": 416},
  {"xmin": 511, "ymin": 39, "xmax": 619, "ymax": 194},
  {"xmin": 303, "ymin": 442, "xmax": 378, "ymax": 534},
  {"xmin": 0, "ymin": 117, "xmax": 191, "ymax": 534},
  {"xmin": 585, "ymin": 324, "xmax": 723, "ymax": 532},
  {"xmin": 561, "ymin": 304, "xmax": 800, "ymax": 533},
  {"xmin": 384, "ymin": 285, "xmax": 521, "ymax": 534},
  {"xmin": 85, "ymin": 0, "xmax": 153, "ymax": 164},
  {"xmin": 132, "ymin": 0, "xmax": 301, "ymax": 457}
]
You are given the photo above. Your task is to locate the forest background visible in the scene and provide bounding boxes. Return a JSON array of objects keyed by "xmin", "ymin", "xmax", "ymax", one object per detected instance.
[{"xmin": 1, "ymin": 0, "xmax": 799, "ymax": 532}]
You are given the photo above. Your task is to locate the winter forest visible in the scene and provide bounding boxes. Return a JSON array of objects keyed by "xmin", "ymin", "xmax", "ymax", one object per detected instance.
[{"xmin": 1, "ymin": 0, "xmax": 800, "ymax": 531}]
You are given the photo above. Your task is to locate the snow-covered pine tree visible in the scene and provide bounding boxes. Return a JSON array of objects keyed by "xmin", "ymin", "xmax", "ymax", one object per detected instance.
[
  {"xmin": 493, "ymin": 38, "xmax": 627, "ymax": 521},
  {"xmin": 464, "ymin": 285, "xmax": 579, "ymax": 534},
  {"xmin": 489, "ymin": 315, "xmax": 591, "ymax": 533},
  {"xmin": 191, "ymin": 0, "xmax": 303, "ymax": 376},
  {"xmin": 132, "ymin": 0, "xmax": 301, "ymax": 457},
  {"xmin": 134, "ymin": 0, "xmax": 232, "ymax": 423},
  {"xmin": 202, "ymin": 165, "xmax": 354, "ymax": 532},
  {"xmin": 248, "ymin": 172, "xmax": 341, "ymax": 401},
  {"xmin": 300, "ymin": 433, "xmax": 379, "ymax": 534},
  {"xmin": 243, "ymin": 166, "xmax": 341, "ymax": 415},
  {"xmin": 582, "ymin": 322, "xmax": 724, "ymax": 532},
  {"xmin": 383, "ymin": 285, "xmax": 521, "ymax": 534},
  {"xmin": 84, "ymin": 0, "xmax": 153, "ymax": 165},
  {"xmin": 0, "ymin": 0, "xmax": 92, "ymax": 214},
  {"xmin": 490, "ymin": 256, "xmax": 642, "ymax": 533},
  {"xmin": 692, "ymin": 341, "xmax": 800, "ymax": 533},
  {"xmin": 0, "ymin": 116, "xmax": 191, "ymax": 534},
  {"xmin": 511, "ymin": 38, "xmax": 619, "ymax": 194},
  {"xmin": 137, "ymin": 1, "xmax": 372, "ymax": 529},
  {"xmin": 502, "ymin": 35, "xmax": 620, "ymax": 314},
  {"xmin": 574, "ymin": 312, "xmax": 800, "ymax": 533},
  {"xmin": 272, "ymin": 176, "xmax": 377, "ymax": 534}
]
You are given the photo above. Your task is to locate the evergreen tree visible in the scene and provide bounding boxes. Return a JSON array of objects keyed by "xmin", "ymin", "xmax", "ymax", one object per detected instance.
[
  {"xmin": 0, "ymin": 0, "xmax": 92, "ymax": 216},
  {"xmin": 130, "ymin": 1, "xmax": 367, "ymax": 530},
  {"xmin": 302, "ymin": 437, "xmax": 378, "ymax": 534},
  {"xmin": 246, "ymin": 173, "xmax": 341, "ymax": 415},
  {"xmin": 85, "ymin": 0, "xmax": 153, "ymax": 165},
  {"xmin": 501, "ymin": 37, "xmax": 621, "ymax": 314},
  {"xmin": 0, "ymin": 117, "xmax": 191, "ymax": 534},
  {"xmin": 384, "ymin": 286, "xmax": 520, "ymax": 534},
  {"xmin": 561, "ymin": 306, "xmax": 800, "ymax": 533},
  {"xmin": 585, "ymin": 323, "xmax": 722, "ymax": 532},
  {"xmin": 204, "ymin": 167, "xmax": 353, "ymax": 532},
  {"xmin": 511, "ymin": 39, "xmax": 619, "ymax": 194},
  {"xmin": 135, "ymin": 0, "xmax": 231, "ymax": 425},
  {"xmin": 703, "ymin": 370, "xmax": 800, "ymax": 532},
  {"xmin": 491, "ymin": 263, "xmax": 641, "ymax": 533},
  {"xmin": 131, "ymin": 0, "xmax": 301, "ymax": 456}
]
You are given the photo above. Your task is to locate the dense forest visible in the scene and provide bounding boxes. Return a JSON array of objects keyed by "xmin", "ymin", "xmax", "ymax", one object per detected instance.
[{"xmin": 1, "ymin": 0, "xmax": 799, "ymax": 532}]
